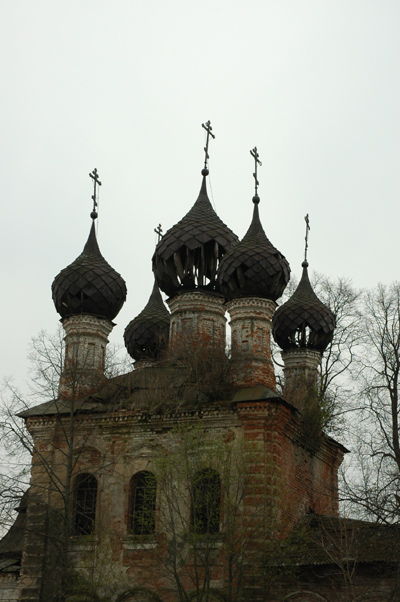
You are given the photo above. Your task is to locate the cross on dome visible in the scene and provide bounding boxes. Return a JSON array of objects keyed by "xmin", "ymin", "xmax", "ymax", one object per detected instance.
[
  {"xmin": 201, "ymin": 120, "xmax": 215, "ymax": 175},
  {"xmin": 250, "ymin": 147, "xmax": 262, "ymax": 201},
  {"xmin": 89, "ymin": 168, "xmax": 102, "ymax": 220},
  {"xmin": 304, "ymin": 213, "xmax": 311, "ymax": 265}
]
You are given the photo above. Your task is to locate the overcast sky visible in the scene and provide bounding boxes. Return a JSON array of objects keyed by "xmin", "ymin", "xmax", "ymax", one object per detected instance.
[{"xmin": 1, "ymin": 1, "xmax": 399, "ymax": 391}]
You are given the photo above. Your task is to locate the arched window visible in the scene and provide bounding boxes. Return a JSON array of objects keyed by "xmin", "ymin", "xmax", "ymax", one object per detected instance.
[
  {"xmin": 73, "ymin": 473, "xmax": 98, "ymax": 536},
  {"xmin": 192, "ymin": 468, "xmax": 220, "ymax": 534},
  {"xmin": 130, "ymin": 471, "xmax": 157, "ymax": 536}
]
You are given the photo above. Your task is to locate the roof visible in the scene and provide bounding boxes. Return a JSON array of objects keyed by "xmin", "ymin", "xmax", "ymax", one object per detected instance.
[
  {"xmin": 52, "ymin": 221, "xmax": 127, "ymax": 321},
  {"xmin": 18, "ymin": 371, "xmax": 291, "ymax": 419},
  {"xmin": 0, "ymin": 490, "xmax": 28, "ymax": 572},
  {"xmin": 218, "ymin": 200, "xmax": 290, "ymax": 301},
  {"xmin": 124, "ymin": 281, "xmax": 170, "ymax": 361},
  {"xmin": 274, "ymin": 514, "xmax": 400, "ymax": 568},
  {"xmin": 272, "ymin": 262, "xmax": 336, "ymax": 352},
  {"xmin": 152, "ymin": 176, "xmax": 238, "ymax": 297}
]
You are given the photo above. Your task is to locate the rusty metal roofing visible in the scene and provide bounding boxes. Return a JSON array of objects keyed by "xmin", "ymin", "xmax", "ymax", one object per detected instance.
[
  {"xmin": 272, "ymin": 262, "xmax": 335, "ymax": 352},
  {"xmin": 0, "ymin": 490, "xmax": 28, "ymax": 566},
  {"xmin": 217, "ymin": 200, "xmax": 290, "ymax": 301},
  {"xmin": 52, "ymin": 222, "xmax": 127, "ymax": 321},
  {"xmin": 282, "ymin": 514, "xmax": 400, "ymax": 567},
  {"xmin": 152, "ymin": 176, "xmax": 238, "ymax": 298},
  {"xmin": 124, "ymin": 281, "xmax": 170, "ymax": 361}
]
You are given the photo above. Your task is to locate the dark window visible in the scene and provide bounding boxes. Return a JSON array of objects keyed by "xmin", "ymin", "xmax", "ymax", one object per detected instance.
[
  {"xmin": 73, "ymin": 473, "xmax": 97, "ymax": 535},
  {"xmin": 130, "ymin": 471, "xmax": 157, "ymax": 535},
  {"xmin": 192, "ymin": 468, "xmax": 220, "ymax": 534}
]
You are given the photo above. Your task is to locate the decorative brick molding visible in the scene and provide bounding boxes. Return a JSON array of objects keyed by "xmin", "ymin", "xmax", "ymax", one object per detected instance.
[
  {"xmin": 167, "ymin": 291, "xmax": 226, "ymax": 351},
  {"xmin": 59, "ymin": 314, "xmax": 113, "ymax": 399},
  {"xmin": 134, "ymin": 359, "xmax": 156, "ymax": 371},
  {"xmin": 281, "ymin": 348, "xmax": 321, "ymax": 412},
  {"xmin": 227, "ymin": 297, "xmax": 276, "ymax": 390}
]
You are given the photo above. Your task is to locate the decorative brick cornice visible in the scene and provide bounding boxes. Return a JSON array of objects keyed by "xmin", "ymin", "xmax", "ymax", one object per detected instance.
[
  {"xmin": 226, "ymin": 297, "xmax": 276, "ymax": 321},
  {"xmin": 62, "ymin": 313, "xmax": 114, "ymax": 337},
  {"xmin": 168, "ymin": 290, "xmax": 225, "ymax": 317},
  {"xmin": 281, "ymin": 348, "xmax": 322, "ymax": 371}
]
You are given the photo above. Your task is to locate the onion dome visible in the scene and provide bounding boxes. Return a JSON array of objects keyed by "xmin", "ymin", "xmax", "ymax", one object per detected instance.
[
  {"xmin": 124, "ymin": 281, "xmax": 170, "ymax": 361},
  {"xmin": 272, "ymin": 261, "xmax": 336, "ymax": 352},
  {"xmin": 152, "ymin": 175, "xmax": 239, "ymax": 298},
  {"xmin": 52, "ymin": 222, "xmax": 127, "ymax": 321},
  {"xmin": 217, "ymin": 195, "xmax": 290, "ymax": 300}
]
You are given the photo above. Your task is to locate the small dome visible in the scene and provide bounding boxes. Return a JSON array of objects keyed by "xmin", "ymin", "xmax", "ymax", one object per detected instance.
[
  {"xmin": 272, "ymin": 261, "xmax": 335, "ymax": 352},
  {"xmin": 52, "ymin": 222, "xmax": 127, "ymax": 321},
  {"xmin": 152, "ymin": 176, "xmax": 238, "ymax": 298},
  {"xmin": 124, "ymin": 281, "xmax": 170, "ymax": 361},
  {"xmin": 217, "ymin": 199, "xmax": 290, "ymax": 301}
]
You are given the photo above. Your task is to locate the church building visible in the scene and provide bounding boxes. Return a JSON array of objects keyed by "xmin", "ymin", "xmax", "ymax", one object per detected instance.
[{"xmin": 0, "ymin": 125, "xmax": 399, "ymax": 602}]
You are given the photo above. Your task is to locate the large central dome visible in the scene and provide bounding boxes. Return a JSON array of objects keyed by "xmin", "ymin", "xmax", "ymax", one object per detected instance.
[{"xmin": 152, "ymin": 176, "xmax": 238, "ymax": 298}]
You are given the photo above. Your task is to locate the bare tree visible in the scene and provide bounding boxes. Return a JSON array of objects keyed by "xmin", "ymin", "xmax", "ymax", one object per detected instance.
[
  {"xmin": 342, "ymin": 283, "xmax": 400, "ymax": 523},
  {"xmin": 0, "ymin": 327, "xmax": 131, "ymax": 600}
]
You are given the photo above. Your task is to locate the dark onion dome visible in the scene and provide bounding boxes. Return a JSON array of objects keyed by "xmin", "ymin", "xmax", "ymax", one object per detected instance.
[
  {"xmin": 52, "ymin": 222, "xmax": 127, "ymax": 321},
  {"xmin": 124, "ymin": 281, "xmax": 170, "ymax": 361},
  {"xmin": 272, "ymin": 261, "xmax": 336, "ymax": 352},
  {"xmin": 152, "ymin": 176, "xmax": 239, "ymax": 298},
  {"xmin": 217, "ymin": 196, "xmax": 290, "ymax": 301}
]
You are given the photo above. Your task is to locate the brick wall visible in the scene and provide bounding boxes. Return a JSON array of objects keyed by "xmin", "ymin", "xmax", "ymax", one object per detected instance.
[{"xmin": 18, "ymin": 395, "xmax": 347, "ymax": 601}]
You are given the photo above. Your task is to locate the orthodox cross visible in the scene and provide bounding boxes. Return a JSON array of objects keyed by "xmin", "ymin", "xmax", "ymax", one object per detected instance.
[
  {"xmin": 304, "ymin": 213, "xmax": 310, "ymax": 263},
  {"xmin": 154, "ymin": 223, "xmax": 163, "ymax": 242},
  {"xmin": 89, "ymin": 168, "xmax": 102, "ymax": 218},
  {"xmin": 201, "ymin": 120, "xmax": 215, "ymax": 171},
  {"xmin": 250, "ymin": 147, "xmax": 262, "ymax": 196}
]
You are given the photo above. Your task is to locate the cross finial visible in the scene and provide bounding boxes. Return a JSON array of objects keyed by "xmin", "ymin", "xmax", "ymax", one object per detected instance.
[
  {"xmin": 250, "ymin": 147, "xmax": 262, "ymax": 201},
  {"xmin": 201, "ymin": 120, "xmax": 215, "ymax": 175},
  {"xmin": 304, "ymin": 213, "xmax": 311, "ymax": 264},
  {"xmin": 154, "ymin": 223, "xmax": 163, "ymax": 243},
  {"xmin": 89, "ymin": 168, "xmax": 102, "ymax": 220}
]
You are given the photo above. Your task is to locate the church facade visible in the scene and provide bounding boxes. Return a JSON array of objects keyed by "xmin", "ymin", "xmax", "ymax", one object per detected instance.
[{"xmin": 1, "ymin": 139, "xmax": 399, "ymax": 601}]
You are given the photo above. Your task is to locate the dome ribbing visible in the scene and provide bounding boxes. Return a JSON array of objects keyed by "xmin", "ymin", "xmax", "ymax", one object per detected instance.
[
  {"xmin": 272, "ymin": 261, "xmax": 335, "ymax": 352},
  {"xmin": 152, "ymin": 177, "xmax": 239, "ymax": 298},
  {"xmin": 52, "ymin": 222, "xmax": 127, "ymax": 321},
  {"xmin": 217, "ymin": 199, "xmax": 290, "ymax": 301},
  {"xmin": 124, "ymin": 281, "xmax": 170, "ymax": 361}
]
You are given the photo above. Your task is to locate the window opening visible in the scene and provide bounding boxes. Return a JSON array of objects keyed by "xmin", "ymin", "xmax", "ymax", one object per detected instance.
[
  {"xmin": 192, "ymin": 468, "xmax": 220, "ymax": 534},
  {"xmin": 73, "ymin": 473, "xmax": 98, "ymax": 535},
  {"xmin": 130, "ymin": 471, "xmax": 157, "ymax": 535}
]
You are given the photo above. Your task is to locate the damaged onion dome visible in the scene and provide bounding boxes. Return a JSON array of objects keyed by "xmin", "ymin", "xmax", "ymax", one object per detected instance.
[
  {"xmin": 217, "ymin": 195, "xmax": 290, "ymax": 301},
  {"xmin": 272, "ymin": 260, "xmax": 335, "ymax": 352},
  {"xmin": 52, "ymin": 222, "xmax": 127, "ymax": 321},
  {"xmin": 152, "ymin": 176, "xmax": 238, "ymax": 298},
  {"xmin": 124, "ymin": 281, "xmax": 170, "ymax": 361}
]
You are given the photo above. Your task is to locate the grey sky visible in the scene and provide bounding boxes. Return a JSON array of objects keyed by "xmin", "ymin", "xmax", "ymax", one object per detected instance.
[{"xmin": 1, "ymin": 1, "xmax": 399, "ymax": 390}]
